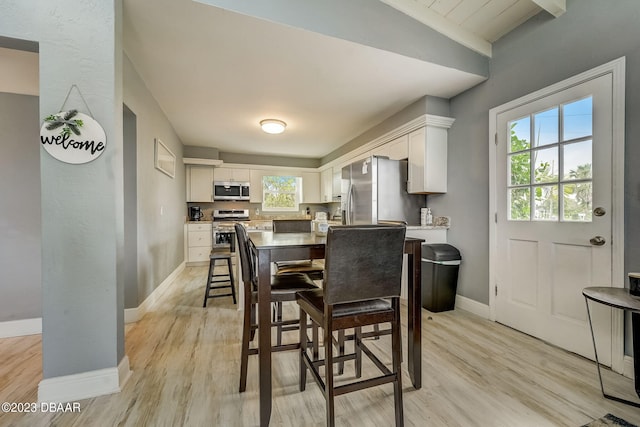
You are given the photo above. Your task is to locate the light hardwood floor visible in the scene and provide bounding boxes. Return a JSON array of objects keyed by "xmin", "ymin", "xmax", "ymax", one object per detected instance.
[{"xmin": 1, "ymin": 266, "xmax": 640, "ymax": 426}]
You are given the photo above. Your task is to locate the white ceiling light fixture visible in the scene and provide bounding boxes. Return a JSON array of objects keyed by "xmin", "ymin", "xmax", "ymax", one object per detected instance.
[{"xmin": 260, "ymin": 119, "xmax": 287, "ymax": 134}]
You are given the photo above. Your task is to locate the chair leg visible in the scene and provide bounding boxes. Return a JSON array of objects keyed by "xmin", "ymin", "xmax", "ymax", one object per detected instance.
[
  {"xmin": 299, "ymin": 307, "xmax": 308, "ymax": 392},
  {"xmin": 227, "ymin": 257, "xmax": 237, "ymax": 304},
  {"xmin": 312, "ymin": 321, "xmax": 319, "ymax": 361},
  {"xmin": 203, "ymin": 258, "xmax": 215, "ymax": 307},
  {"xmin": 392, "ymin": 300, "xmax": 404, "ymax": 426},
  {"xmin": 239, "ymin": 293, "xmax": 252, "ymax": 393},
  {"xmin": 337, "ymin": 329, "xmax": 345, "ymax": 375},
  {"xmin": 355, "ymin": 327, "xmax": 362, "ymax": 378},
  {"xmin": 250, "ymin": 304, "xmax": 257, "ymax": 341},
  {"xmin": 276, "ymin": 302, "xmax": 283, "ymax": 346},
  {"xmin": 324, "ymin": 322, "xmax": 335, "ymax": 427}
]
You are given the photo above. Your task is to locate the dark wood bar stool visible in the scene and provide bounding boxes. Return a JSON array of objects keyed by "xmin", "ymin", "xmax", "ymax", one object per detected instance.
[
  {"xmin": 296, "ymin": 224, "xmax": 406, "ymax": 427},
  {"xmin": 202, "ymin": 251, "xmax": 236, "ymax": 307},
  {"xmin": 235, "ymin": 223, "xmax": 318, "ymax": 393}
]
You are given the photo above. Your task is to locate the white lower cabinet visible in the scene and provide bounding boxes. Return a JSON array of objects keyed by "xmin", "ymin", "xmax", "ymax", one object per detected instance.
[{"xmin": 187, "ymin": 223, "xmax": 212, "ymax": 264}]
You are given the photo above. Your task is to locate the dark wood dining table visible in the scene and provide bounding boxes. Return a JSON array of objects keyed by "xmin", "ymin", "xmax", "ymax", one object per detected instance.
[{"xmin": 248, "ymin": 231, "xmax": 424, "ymax": 426}]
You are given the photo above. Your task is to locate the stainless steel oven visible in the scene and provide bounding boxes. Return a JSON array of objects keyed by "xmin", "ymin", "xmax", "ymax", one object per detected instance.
[
  {"xmin": 212, "ymin": 209, "xmax": 250, "ymax": 253},
  {"xmin": 212, "ymin": 228, "xmax": 236, "ymax": 252}
]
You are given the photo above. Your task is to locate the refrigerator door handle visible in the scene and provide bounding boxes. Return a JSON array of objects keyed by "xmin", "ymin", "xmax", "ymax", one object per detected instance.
[{"xmin": 347, "ymin": 184, "xmax": 354, "ymax": 225}]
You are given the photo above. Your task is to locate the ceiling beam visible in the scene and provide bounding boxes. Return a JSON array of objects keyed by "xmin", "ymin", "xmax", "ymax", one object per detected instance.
[
  {"xmin": 531, "ymin": 0, "xmax": 566, "ymax": 17},
  {"xmin": 196, "ymin": 0, "xmax": 490, "ymax": 75},
  {"xmin": 378, "ymin": 0, "xmax": 492, "ymax": 57}
]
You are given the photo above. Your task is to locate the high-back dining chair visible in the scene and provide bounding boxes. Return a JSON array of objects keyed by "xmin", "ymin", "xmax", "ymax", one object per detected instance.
[
  {"xmin": 272, "ymin": 219, "xmax": 312, "ymax": 233},
  {"xmin": 235, "ymin": 223, "xmax": 318, "ymax": 393},
  {"xmin": 271, "ymin": 219, "xmax": 325, "ymax": 344},
  {"xmin": 271, "ymin": 219, "xmax": 325, "ymax": 278},
  {"xmin": 296, "ymin": 224, "xmax": 406, "ymax": 427}
]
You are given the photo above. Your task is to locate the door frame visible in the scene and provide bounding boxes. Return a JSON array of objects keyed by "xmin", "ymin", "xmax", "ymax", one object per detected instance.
[{"xmin": 488, "ymin": 57, "xmax": 626, "ymax": 374}]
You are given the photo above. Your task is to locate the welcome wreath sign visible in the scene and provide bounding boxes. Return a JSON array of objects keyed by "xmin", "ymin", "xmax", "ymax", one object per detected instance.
[{"xmin": 40, "ymin": 109, "xmax": 106, "ymax": 164}]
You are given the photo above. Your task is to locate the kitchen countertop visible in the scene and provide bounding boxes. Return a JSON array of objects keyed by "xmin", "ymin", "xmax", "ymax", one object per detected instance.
[
  {"xmin": 187, "ymin": 220, "xmax": 449, "ymax": 230},
  {"xmin": 406, "ymin": 225, "xmax": 449, "ymax": 230}
]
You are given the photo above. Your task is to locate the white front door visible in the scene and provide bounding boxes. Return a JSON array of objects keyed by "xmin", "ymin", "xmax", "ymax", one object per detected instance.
[{"xmin": 493, "ymin": 73, "xmax": 614, "ymax": 364}]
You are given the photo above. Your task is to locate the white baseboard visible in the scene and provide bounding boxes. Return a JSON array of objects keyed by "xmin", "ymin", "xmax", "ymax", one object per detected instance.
[
  {"xmin": 455, "ymin": 295, "xmax": 490, "ymax": 319},
  {"xmin": 125, "ymin": 261, "xmax": 186, "ymax": 324},
  {"xmin": 38, "ymin": 356, "xmax": 131, "ymax": 403},
  {"xmin": 0, "ymin": 317, "xmax": 42, "ymax": 338},
  {"xmin": 124, "ymin": 308, "xmax": 139, "ymax": 324},
  {"xmin": 118, "ymin": 355, "xmax": 132, "ymax": 389}
]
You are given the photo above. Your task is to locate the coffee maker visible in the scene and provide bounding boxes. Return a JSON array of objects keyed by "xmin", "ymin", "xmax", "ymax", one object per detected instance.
[{"xmin": 189, "ymin": 206, "xmax": 204, "ymax": 221}]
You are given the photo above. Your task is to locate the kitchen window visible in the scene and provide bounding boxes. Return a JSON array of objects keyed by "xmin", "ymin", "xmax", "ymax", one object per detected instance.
[{"xmin": 262, "ymin": 175, "xmax": 302, "ymax": 212}]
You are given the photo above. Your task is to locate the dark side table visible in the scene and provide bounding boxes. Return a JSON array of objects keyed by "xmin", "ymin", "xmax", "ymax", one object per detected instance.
[{"xmin": 583, "ymin": 286, "xmax": 640, "ymax": 407}]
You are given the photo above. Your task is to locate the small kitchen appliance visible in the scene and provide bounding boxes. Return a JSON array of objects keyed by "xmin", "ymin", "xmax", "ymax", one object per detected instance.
[
  {"xmin": 189, "ymin": 206, "xmax": 204, "ymax": 221},
  {"xmin": 213, "ymin": 181, "xmax": 250, "ymax": 201}
]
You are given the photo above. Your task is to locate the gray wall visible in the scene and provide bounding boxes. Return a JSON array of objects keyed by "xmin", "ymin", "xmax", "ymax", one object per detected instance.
[
  {"xmin": 185, "ymin": 145, "xmax": 321, "ymax": 169},
  {"xmin": 0, "ymin": 0, "xmax": 126, "ymax": 378},
  {"xmin": 428, "ymin": 0, "xmax": 640, "ymax": 305},
  {"xmin": 221, "ymin": 151, "xmax": 320, "ymax": 168},
  {"xmin": 123, "ymin": 54, "xmax": 186, "ymax": 306},
  {"xmin": 123, "ymin": 105, "xmax": 138, "ymax": 309},
  {"xmin": 0, "ymin": 0, "xmax": 184, "ymax": 378},
  {"xmin": 0, "ymin": 93, "xmax": 41, "ymax": 322},
  {"xmin": 0, "ymin": 63, "xmax": 182, "ymax": 319},
  {"xmin": 184, "ymin": 145, "xmax": 219, "ymax": 160}
]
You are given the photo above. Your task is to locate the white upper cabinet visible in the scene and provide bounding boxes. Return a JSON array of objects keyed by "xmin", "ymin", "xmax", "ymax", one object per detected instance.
[
  {"xmin": 187, "ymin": 165, "xmax": 214, "ymax": 202},
  {"xmin": 386, "ymin": 134, "xmax": 409, "ymax": 160},
  {"xmin": 320, "ymin": 168, "xmax": 333, "ymax": 202},
  {"xmin": 332, "ymin": 167, "xmax": 342, "ymax": 198},
  {"xmin": 214, "ymin": 167, "xmax": 250, "ymax": 182},
  {"xmin": 250, "ymin": 169, "xmax": 264, "ymax": 203},
  {"xmin": 302, "ymin": 172, "xmax": 321, "ymax": 203},
  {"xmin": 407, "ymin": 117, "xmax": 454, "ymax": 193},
  {"xmin": 371, "ymin": 134, "xmax": 408, "ymax": 160}
]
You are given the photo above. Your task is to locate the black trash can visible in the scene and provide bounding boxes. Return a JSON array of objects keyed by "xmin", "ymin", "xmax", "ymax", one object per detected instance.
[{"xmin": 421, "ymin": 244, "xmax": 461, "ymax": 312}]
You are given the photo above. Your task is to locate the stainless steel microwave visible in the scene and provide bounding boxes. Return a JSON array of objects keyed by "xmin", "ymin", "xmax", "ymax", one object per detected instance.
[{"xmin": 213, "ymin": 181, "xmax": 250, "ymax": 200}]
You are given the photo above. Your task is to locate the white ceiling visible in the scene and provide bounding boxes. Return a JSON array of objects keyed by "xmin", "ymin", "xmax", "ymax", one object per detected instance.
[
  {"xmin": 123, "ymin": 0, "xmax": 563, "ymax": 160},
  {"xmin": 381, "ymin": 0, "xmax": 565, "ymax": 56}
]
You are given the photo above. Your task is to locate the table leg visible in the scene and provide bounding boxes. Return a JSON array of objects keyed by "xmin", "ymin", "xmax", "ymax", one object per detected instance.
[
  {"xmin": 407, "ymin": 241, "xmax": 422, "ymax": 389},
  {"xmin": 257, "ymin": 249, "xmax": 272, "ymax": 426},
  {"xmin": 585, "ymin": 297, "xmax": 640, "ymax": 407},
  {"xmin": 633, "ymin": 312, "xmax": 640, "ymax": 398}
]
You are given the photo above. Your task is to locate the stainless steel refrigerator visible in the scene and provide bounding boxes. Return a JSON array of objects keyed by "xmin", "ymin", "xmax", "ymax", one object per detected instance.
[{"xmin": 341, "ymin": 156, "xmax": 425, "ymax": 225}]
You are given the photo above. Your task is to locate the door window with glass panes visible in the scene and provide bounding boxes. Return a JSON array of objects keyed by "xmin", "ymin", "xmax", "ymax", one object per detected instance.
[{"xmin": 508, "ymin": 97, "xmax": 593, "ymax": 222}]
